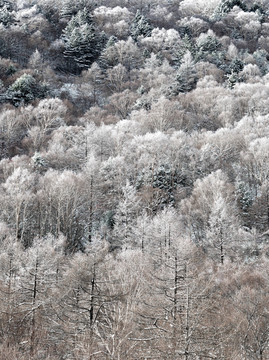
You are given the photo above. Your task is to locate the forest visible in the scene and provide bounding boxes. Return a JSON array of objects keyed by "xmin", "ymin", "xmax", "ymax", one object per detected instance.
[{"xmin": 0, "ymin": 0, "xmax": 268, "ymax": 359}]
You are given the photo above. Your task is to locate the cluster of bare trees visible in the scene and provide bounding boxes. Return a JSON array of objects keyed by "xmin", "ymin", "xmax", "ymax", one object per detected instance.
[{"xmin": 0, "ymin": 236, "xmax": 268, "ymax": 359}]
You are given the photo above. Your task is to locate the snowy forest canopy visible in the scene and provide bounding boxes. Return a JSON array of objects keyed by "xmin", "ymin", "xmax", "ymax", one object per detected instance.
[{"xmin": 0, "ymin": 0, "xmax": 268, "ymax": 359}]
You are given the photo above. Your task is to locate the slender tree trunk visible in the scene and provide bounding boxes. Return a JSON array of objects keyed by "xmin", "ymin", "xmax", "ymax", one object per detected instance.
[
  {"xmin": 184, "ymin": 285, "xmax": 190, "ymax": 360},
  {"xmin": 220, "ymin": 242, "xmax": 224, "ymax": 265},
  {"xmin": 89, "ymin": 264, "xmax": 95, "ymax": 328},
  {"xmin": 220, "ymin": 228, "xmax": 224, "ymax": 265},
  {"xmin": 173, "ymin": 254, "xmax": 179, "ymax": 357},
  {"xmin": 6, "ymin": 256, "xmax": 13, "ymax": 348},
  {"xmin": 30, "ymin": 257, "xmax": 38, "ymax": 356},
  {"xmin": 88, "ymin": 176, "xmax": 93, "ymax": 243}
]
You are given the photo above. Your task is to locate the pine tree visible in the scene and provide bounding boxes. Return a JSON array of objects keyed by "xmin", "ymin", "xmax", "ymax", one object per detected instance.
[
  {"xmin": 98, "ymin": 35, "xmax": 118, "ymax": 69},
  {"xmin": 4, "ymin": 74, "xmax": 48, "ymax": 106},
  {"xmin": 195, "ymin": 32, "xmax": 222, "ymax": 63},
  {"xmin": 0, "ymin": 3, "xmax": 14, "ymax": 27},
  {"xmin": 226, "ymin": 70, "xmax": 241, "ymax": 89},
  {"xmin": 173, "ymin": 34, "xmax": 196, "ymax": 66},
  {"xmin": 61, "ymin": 8, "xmax": 105, "ymax": 70},
  {"xmin": 60, "ymin": 0, "xmax": 94, "ymax": 20},
  {"xmin": 168, "ymin": 51, "xmax": 197, "ymax": 95},
  {"xmin": 130, "ymin": 10, "xmax": 152, "ymax": 42},
  {"xmin": 253, "ymin": 49, "xmax": 269, "ymax": 75},
  {"xmin": 228, "ymin": 57, "xmax": 244, "ymax": 74},
  {"xmin": 212, "ymin": 0, "xmax": 247, "ymax": 20}
]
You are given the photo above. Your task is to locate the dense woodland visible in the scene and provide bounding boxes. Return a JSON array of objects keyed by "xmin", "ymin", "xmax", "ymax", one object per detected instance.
[{"xmin": 0, "ymin": 0, "xmax": 269, "ymax": 359}]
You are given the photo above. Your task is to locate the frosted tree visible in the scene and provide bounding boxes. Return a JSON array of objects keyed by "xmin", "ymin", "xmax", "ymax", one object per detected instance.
[
  {"xmin": 136, "ymin": 231, "xmax": 219, "ymax": 359},
  {"xmin": 36, "ymin": 169, "xmax": 88, "ymax": 251},
  {"xmin": 99, "ymin": 37, "xmax": 143, "ymax": 72},
  {"xmin": 235, "ymin": 177, "xmax": 255, "ymax": 226},
  {"xmin": 106, "ymin": 63, "xmax": 129, "ymax": 93},
  {"xmin": 61, "ymin": 8, "xmax": 105, "ymax": 71},
  {"xmin": 196, "ymin": 31, "xmax": 222, "ymax": 56},
  {"xmin": 181, "ymin": 170, "xmax": 240, "ymax": 262},
  {"xmin": 141, "ymin": 27, "xmax": 181, "ymax": 54},
  {"xmin": 60, "ymin": 0, "xmax": 94, "ymax": 20},
  {"xmin": 54, "ymin": 248, "xmax": 108, "ymax": 356},
  {"xmin": 144, "ymin": 207, "xmax": 181, "ymax": 255},
  {"xmin": 228, "ymin": 57, "xmax": 244, "ymax": 74},
  {"xmin": 172, "ymin": 33, "xmax": 196, "ymax": 66},
  {"xmin": 93, "ymin": 5, "xmax": 131, "ymax": 38},
  {"xmin": 32, "ymin": 98, "xmax": 67, "ymax": 134},
  {"xmin": 81, "ymin": 62, "xmax": 104, "ymax": 105},
  {"xmin": 2, "ymin": 167, "xmax": 35, "ymax": 245},
  {"xmin": 112, "ymin": 181, "xmax": 140, "ymax": 249},
  {"xmin": 92, "ymin": 250, "xmax": 146, "ymax": 359},
  {"xmin": 226, "ymin": 70, "xmax": 241, "ymax": 89},
  {"xmin": 253, "ymin": 49, "xmax": 269, "ymax": 75},
  {"xmin": 98, "ymin": 35, "xmax": 119, "ymax": 69},
  {"xmin": 195, "ymin": 30, "xmax": 225, "ymax": 68},
  {"xmin": 81, "ymin": 154, "xmax": 102, "ymax": 243},
  {"xmin": 179, "ymin": 0, "xmax": 220, "ymax": 18},
  {"xmin": 0, "ymin": 108, "xmax": 27, "ymax": 158},
  {"xmin": 5, "ymin": 74, "xmax": 48, "ymax": 106},
  {"xmin": 238, "ymin": 137, "xmax": 269, "ymax": 231},
  {"xmin": 168, "ymin": 51, "xmax": 197, "ymax": 95},
  {"xmin": 206, "ymin": 196, "xmax": 236, "ymax": 264},
  {"xmin": 130, "ymin": 10, "xmax": 152, "ymax": 42},
  {"xmin": 212, "ymin": 0, "xmax": 247, "ymax": 20},
  {"xmin": 0, "ymin": 238, "xmax": 23, "ymax": 347},
  {"xmin": 15, "ymin": 235, "xmax": 65, "ymax": 356},
  {"xmin": 145, "ymin": 95, "xmax": 183, "ymax": 132},
  {"xmin": 0, "ymin": 3, "xmax": 14, "ymax": 27},
  {"xmin": 108, "ymin": 89, "xmax": 138, "ymax": 119},
  {"xmin": 241, "ymin": 137, "xmax": 269, "ymax": 196}
]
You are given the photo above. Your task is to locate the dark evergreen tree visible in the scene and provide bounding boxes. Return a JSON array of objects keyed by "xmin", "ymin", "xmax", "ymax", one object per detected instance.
[
  {"xmin": 60, "ymin": 0, "xmax": 94, "ymax": 20},
  {"xmin": 250, "ymin": 3, "xmax": 267, "ymax": 23},
  {"xmin": 98, "ymin": 35, "xmax": 118, "ymax": 69},
  {"xmin": 173, "ymin": 34, "xmax": 196, "ymax": 66},
  {"xmin": 61, "ymin": 8, "xmax": 106, "ymax": 71},
  {"xmin": 212, "ymin": 0, "xmax": 248, "ymax": 20},
  {"xmin": 226, "ymin": 71, "xmax": 240, "ymax": 89},
  {"xmin": 168, "ymin": 51, "xmax": 197, "ymax": 95},
  {"xmin": 4, "ymin": 74, "xmax": 48, "ymax": 106},
  {"xmin": 0, "ymin": 0, "xmax": 15, "ymax": 27},
  {"xmin": 195, "ymin": 34, "xmax": 222, "ymax": 61},
  {"xmin": 253, "ymin": 49, "xmax": 269, "ymax": 75},
  {"xmin": 130, "ymin": 10, "xmax": 152, "ymax": 42},
  {"xmin": 228, "ymin": 57, "xmax": 244, "ymax": 74},
  {"xmin": 0, "ymin": 0, "xmax": 13, "ymax": 12}
]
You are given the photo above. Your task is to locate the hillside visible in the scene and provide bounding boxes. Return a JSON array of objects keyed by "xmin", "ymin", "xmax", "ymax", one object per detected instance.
[{"xmin": 0, "ymin": 0, "xmax": 268, "ymax": 359}]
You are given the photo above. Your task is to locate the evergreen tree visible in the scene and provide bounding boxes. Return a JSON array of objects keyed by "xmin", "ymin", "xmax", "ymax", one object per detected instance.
[
  {"xmin": 98, "ymin": 35, "xmax": 118, "ymax": 69},
  {"xmin": 152, "ymin": 164, "xmax": 178, "ymax": 207},
  {"xmin": 0, "ymin": 4, "xmax": 14, "ymax": 26},
  {"xmin": 173, "ymin": 34, "xmax": 196, "ymax": 66},
  {"xmin": 168, "ymin": 51, "xmax": 197, "ymax": 95},
  {"xmin": 130, "ymin": 10, "xmax": 152, "ymax": 42},
  {"xmin": 195, "ymin": 33, "xmax": 222, "ymax": 62},
  {"xmin": 253, "ymin": 49, "xmax": 269, "ymax": 75},
  {"xmin": 5, "ymin": 74, "xmax": 48, "ymax": 106},
  {"xmin": 60, "ymin": 0, "xmax": 94, "ymax": 20},
  {"xmin": 226, "ymin": 71, "xmax": 238, "ymax": 89},
  {"xmin": 61, "ymin": 8, "xmax": 105, "ymax": 71},
  {"xmin": 212, "ymin": 0, "xmax": 247, "ymax": 20},
  {"xmin": 228, "ymin": 57, "xmax": 244, "ymax": 74},
  {"xmin": 250, "ymin": 3, "xmax": 266, "ymax": 23},
  {"xmin": 0, "ymin": 0, "xmax": 12, "ymax": 11},
  {"xmin": 0, "ymin": 0, "xmax": 15, "ymax": 27}
]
